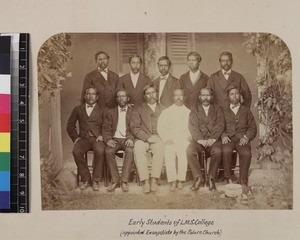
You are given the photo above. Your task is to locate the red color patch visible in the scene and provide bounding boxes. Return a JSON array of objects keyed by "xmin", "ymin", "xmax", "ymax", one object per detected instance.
[{"xmin": 0, "ymin": 113, "xmax": 10, "ymax": 132}]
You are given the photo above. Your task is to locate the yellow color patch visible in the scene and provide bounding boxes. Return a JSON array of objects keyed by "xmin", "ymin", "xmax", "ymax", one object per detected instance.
[{"xmin": 0, "ymin": 133, "xmax": 10, "ymax": 152}]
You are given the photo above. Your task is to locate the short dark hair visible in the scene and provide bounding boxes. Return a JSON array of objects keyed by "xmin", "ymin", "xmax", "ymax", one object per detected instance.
[
  {"xmin": 157, "ymin": 56, "xmax": 171, "ymax": 66},
  {"xmin": 129, "ymin": 54, "xmax": 143, "ymax": 64},
  {"xmin": 94, "ymin": 51, "xmax": 109, "ymax": 60},
  {"xmin": 84, "ymin": 86, "xmax": 98, "ymax": 95},
  {"xmin": 199, "ymin": 87, "xmax": 213, "ymax": 96},
  {"xmin": 187, "ymin": 52, "xmax": 202, "ymax": 62},
  {"xmin": 143, "ymin": 84, "xmax": 157, "ymax": 95},
  {"xmin": 226, "ymin": 85, "xmax": 241, "ymax": 95},
  {"xmin": 219, "ymin": 51, "xmax": 233, "ymax": 62},
  {"xmin": 116, "ymin": 88, "xmax": 130, "ymax": 98}
]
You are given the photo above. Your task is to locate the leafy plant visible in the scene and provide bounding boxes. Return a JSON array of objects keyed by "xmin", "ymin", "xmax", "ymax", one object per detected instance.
[
  {"xmin": 38, "ymin": 33, "xmax": 72, "ymax": 96},
  {"xmin": 243, "ymin": 33, "xmax": 292, "ymax": 164}
]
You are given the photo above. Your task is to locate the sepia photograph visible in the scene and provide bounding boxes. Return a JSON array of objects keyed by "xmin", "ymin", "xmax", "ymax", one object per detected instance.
[{"xmin": 38, "ymin": 32, "xmax": 292, "ymax": 211}]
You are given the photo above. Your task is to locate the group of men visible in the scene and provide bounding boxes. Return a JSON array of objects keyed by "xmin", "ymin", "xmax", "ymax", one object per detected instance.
[{"xmin": 66, "ymin": 50, "xmax": 257, "ymax": 195}]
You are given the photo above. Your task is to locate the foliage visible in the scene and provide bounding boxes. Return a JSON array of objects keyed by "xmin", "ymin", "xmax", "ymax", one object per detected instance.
[
  {"xmin": 41, "ymin": 158, "xmax": 64, "ymax": 209},
  {"xmin": 38, "ymin": 33, "xmax": 72, "ymax": 96},
  {"xmin": 243, "ymin": 33, "xmax": 292, "ymax": 163}
]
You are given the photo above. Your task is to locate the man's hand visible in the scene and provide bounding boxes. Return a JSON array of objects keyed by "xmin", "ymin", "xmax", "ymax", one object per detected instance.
[
  {"xmin": 239, "ymin": 136, "xmax": 249, "ymax": 146},
  {"xmin": 107, "ymin": 139, "xmax": 117, "ymax": 147},
  {"xmin": 165, "ymin": 139, "xmax": 174, "ymax": 145},
  {"xmin": 125, "ymin": 139, "xmax": 134, "ymax": 147},
  {"xmin": 96, "ymin": 135, "xmax": 103, "ymax": 142},
  {"xmin": 222, "ymin": 136, "xmax": 231, "ymax": 144},
  {"xmin": 147, "ymin": 135, "xmax": 159, "ymax": 143},
  {"xmin": 206, "ymin": 139, "xmax": 216, "ymax": 147},
  {"xmin": 197, "ymin": 139, "xmax": 207, "ymax": 147},
  {"xmin": 74, "ymin": 138, "xmax": 81, "ymax": 144}
]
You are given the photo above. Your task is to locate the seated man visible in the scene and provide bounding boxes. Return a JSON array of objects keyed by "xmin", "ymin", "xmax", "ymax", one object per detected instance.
[
  {"xmin": 222, "ymin": 85, "xmax": 257, "ymax": 193},
  {"xmin": 102, "ymin": 89, "xmax": 134, "ymax": 192},
  {"xmin": 66, "ymin": 86, "xmax": 105, "ymax": 191},
  {"xmin": 130, "ymin": 84, "xmax": 165, "ymax": 193},
  {"xmin": 186, "ymin": 88, "xmax": 224, "ymax": 191},
  {"xmin": 157, "ymin": 89, "xmax": 191, "ymax": 191}
]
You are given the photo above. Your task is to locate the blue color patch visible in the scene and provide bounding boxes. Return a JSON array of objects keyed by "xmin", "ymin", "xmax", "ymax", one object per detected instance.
[{"xmin": 0, "ymin": 171, "xmax": 10, "ymax": 191}]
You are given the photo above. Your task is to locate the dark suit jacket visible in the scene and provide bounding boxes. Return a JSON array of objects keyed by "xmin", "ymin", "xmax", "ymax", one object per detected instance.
[
  {"xmin": 153, "ymin": 74, "xmax": 181, "ymax": 108},
  {"xmin": 118, "ymin": 73, "xmax": 151, "ymax": 106},
  {"xmin": 81, "ymin": 69, "xmax": 119, "ymax": 108},
  {"xmin": 222, "ymin": 105, "xmax": 257, "ymax": 141},
  {"xmin": 66, "ymin": 104, "xmax": 103, "ymax": 142},
  {"xmin": 207, "ymin": 70, "xmax": 252, "ymax": 108},
  {"xmin": 130, "ymin": 102, "xmax": 164, "ymax": 142},
  {"xmin": 179, "ymin": 71, "xmax": 209, "ymax": 109},
  {"xmin": 102, "ymin": 105, "xmax": 134, "ymax": 143},
  {"xmin": 189, "ymin": 104, "xmax": 224, "ymax": 141}
]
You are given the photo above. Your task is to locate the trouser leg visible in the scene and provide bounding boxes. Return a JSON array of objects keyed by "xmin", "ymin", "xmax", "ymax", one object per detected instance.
[
  {"xmin": 105, "ymin": 141, "xmax": 121, "ymax": 183},
  {"xmin": 176, "ymin": 145, "xmax": 188, "ymax": 182},
  {"xmin": 150, "ymin": 138, "xmax": 165, "ymax": 179},
  {"xmin": 208, "ymin": 141, "xmax": 222, "ymax": 180},
  {"xmin": 222, "ymin": 141, "xmax": 235, "ymax": 180},
  {"xmin": 72, "ymin": 138, "xmax": 92, "ymax": 182},
  {"xmin": 186, "ymin": 141, "xmax": 205, "ymax": 180},
  {"xmin": 235, "ymin": 142, "xmax": 252, "ymax": 184},
  {"xmin": 164, "ymin": 144, "xmax": 177, "ymax": 183},
  {"xmin": 92, "ymin": 140, "xmax": 105, "ymax": 182},
  {"xmin": 120, "ymin": 140, "xmax": 134, "ymax": 183},
  {"xmin": 134, "ymin": 140, "xmax": 150, "ymax": 182}
]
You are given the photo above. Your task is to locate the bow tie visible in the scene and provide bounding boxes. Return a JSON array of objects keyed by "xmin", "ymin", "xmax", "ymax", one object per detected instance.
[
  {"xmin": 160, "ymin": 76, "xmax": 167, "ymax": 80},
  {"xmin": 224, "ymin": 71, "xmax": 230, "ymax": 76},
  {"xmin": 120, "ymin": 108, "xmax": 126, "ymax": 112},
  {"xmin": 87, "ymin": 105, "xmax": 94, "ymax": 108},
  {"xmin": 99, "ymin": 69, "xmax": 108, "ymax": 73},
  {"xmin": 231, "ymin": 104, "xmax": 240, "ymax": 109}
]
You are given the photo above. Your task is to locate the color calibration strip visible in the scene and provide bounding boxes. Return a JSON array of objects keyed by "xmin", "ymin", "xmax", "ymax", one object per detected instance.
[
  {"xmin": 0, "ymin": 36, "xmax": 11, "ymax": 209},
  {"xmin": 0, "ymin": 33, "xmax": 29, "ymax": 213}
]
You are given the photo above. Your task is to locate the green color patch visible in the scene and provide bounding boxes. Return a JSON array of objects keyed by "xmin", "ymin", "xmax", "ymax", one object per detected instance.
[{"xmin": 0, "ymin": 152, "xmax": 10, "ymax": 171}]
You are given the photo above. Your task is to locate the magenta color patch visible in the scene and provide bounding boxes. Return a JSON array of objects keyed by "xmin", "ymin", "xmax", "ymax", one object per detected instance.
[{"xmin": 0, "ymin": 94, "xmax": 10, "ymax": 114}]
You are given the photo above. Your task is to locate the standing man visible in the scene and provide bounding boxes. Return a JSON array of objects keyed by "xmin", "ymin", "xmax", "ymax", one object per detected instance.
[
  {"xmin": 222, "ymin": 86, "xmax": 257, "ymax": 193},
  {"xmin": 130, "ymin": 84, "xmax": 165, "ymax": 194},
  {"xmin": 67, "ymin": 86, "xmax": 105, "ymax": 191},
  {"xmin": 102, "ymin": 89, "xmax": 134, "ymax": 192},
  {"xmin": 179, "ymin": 52, "xmax": 209, "ymax": 109},
  {"xmin": 207, "ymin": 51, "xmax": 252, "ymax": 108},
  {"xmin": 118, "ymin": 54, "xmax": 151, "ymax": 106},
  {"xmin": 81, "ymin": 51, "xmax": 119, "ymax": 109},
  {"xmin": 153, "ymin": 56, "xmax": 181, "ymax": 108},
  {"xmin": 186, "ymin": 88, "xmax": 224, "ymax": 191},
  {"xmin": 157, "ymin": 89, "xmax": 191, "ymax": 191},
  {"xmin": 207, "ymin": 51, "xmax": 252, "ymax": 182}
]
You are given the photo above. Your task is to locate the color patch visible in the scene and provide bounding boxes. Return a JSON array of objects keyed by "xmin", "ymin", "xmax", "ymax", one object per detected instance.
[
  {"xmin": 0, "ymin": 74, "xmax": 11, "ymax": 94},
  {"xmin": 0, "ymin": 113, "xmax": 10, "ymax": 132},
  {"xmin": 0, "ymin": 152, "xmax": 9, "ymax": 171},
  {"xmin": 0, "ymin": 94, "xmax": 10, "ymax": 113},
  {"xmin": 0, "ymin": 133, "xmax": 10, "ymax": 152},
  {"xmin": 0, "ymin": 54, "xmax": 11, "ymax": 74},
  {"xmin": 0, "ymin": 171, "xmax": 10, "ymax": 191},
  {"xmin": 0, "ymin": 191, "xmax": 9, "ymax": 209}
]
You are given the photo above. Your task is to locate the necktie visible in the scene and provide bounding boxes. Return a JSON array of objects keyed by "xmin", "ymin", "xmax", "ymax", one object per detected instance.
[
  {"xmin": 87, "ymin": 105, "xmax": 93, "ymax": 108},
  {"xmin": 99, "ymin": 69, "xmax": 108, "ymax": 73},
  {"xmin": 224, "ymin": 71, "xmax": 230, "ymax": 76},
  {"xmin": 160, "ymin": 76, "xmax": 167, "ymax": 80},
  {"xmin": 120, "ymin": 108, "xmax": 126, "ymax": 112}
]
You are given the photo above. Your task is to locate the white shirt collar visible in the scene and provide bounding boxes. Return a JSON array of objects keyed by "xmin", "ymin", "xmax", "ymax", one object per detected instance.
[
  {"xmin": 130, "ymin": 71, "xmax": 140, "ymax": 79},
  {"xmin": 148, "ymin": 102, "xmax": 157, "ymax": 111},
  {"xmin": 160, "ymin": 73, "xmax": 169, "ymax": 80},
  {"xmin": 86, "ymin": 103, "xmax": 96, "ymax": 108},
  {"xmin": 222, "ymin": 69, "xmax": 232, "ymax": 75}
]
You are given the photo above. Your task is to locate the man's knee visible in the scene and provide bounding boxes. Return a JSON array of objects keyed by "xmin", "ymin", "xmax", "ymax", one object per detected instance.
[
  {"xmin": 211, "ymin": 146, "xmax": 222, "ymax": 157},
  {"xmin": 93, "ymin": 144, "xmax": 105, "ymax": 156},
  {"xmin": 105, "ymin": 146, "xmax": 116, "ymax": 155},
  {"xmin": 125, "ymin": 146, "xmax": 134, "ymax": 154},
  {"xmin": 222, "ymin": 145, "xmax": 233, "ymax": 155}
]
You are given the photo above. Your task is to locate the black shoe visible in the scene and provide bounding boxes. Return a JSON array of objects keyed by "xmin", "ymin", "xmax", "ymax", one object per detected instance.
[
  {"xmin": 106, "ymin": 182, "xmax": 120, "ymax": 192},
  {"xmin": 217, "ymin": 171, "xmax": 225, "ymax": 182},
  {"xmin": 190, "ymin": 178, "xmax": 205, "ymax": 191},
  {"xmin": 209, "ymin": 179, "xmax": 217, "ymax": 191},
  {"xmin": 241, "ymin": 182, "xmax": 250, "ymax": 195},
  {"xmin": 121, "ymin": 182, "xmax": 129, "ymax": 192}
]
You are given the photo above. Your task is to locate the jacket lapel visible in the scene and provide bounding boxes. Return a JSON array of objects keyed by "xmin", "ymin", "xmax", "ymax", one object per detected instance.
[
  {"xmin": 140, "ymin": 103, "xmax": 152, "ymax": 131},
  {"xmin": 112, "ymin": 107, "xmax": 119, "ymax": 131}
]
